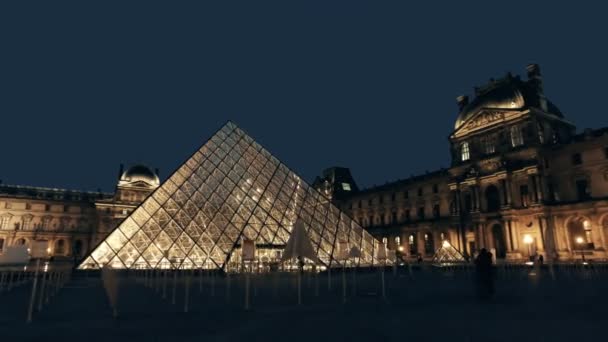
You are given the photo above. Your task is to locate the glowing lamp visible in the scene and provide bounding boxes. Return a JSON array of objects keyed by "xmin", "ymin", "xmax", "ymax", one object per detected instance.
[
  {"xmin": 397, "ymin": 246, "xmax": 404, "ymax": 252},
  {"xmin": 575, "ymin": 236, "xmax": 584, "ymax": 245},
  {"xmin": 442, "ymin": 240, "xmax": 450, "ymax": 248},
  {"xmin": 523, "ymin": 235, "xmax": 533, "ymax": 245}
]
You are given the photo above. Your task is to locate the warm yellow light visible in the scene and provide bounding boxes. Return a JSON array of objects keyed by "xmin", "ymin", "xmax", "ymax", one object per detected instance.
[
  {"xmin": 523, "ymin": 234, "xmax": 533, "ymax": 245},
  {"xmin": 397, "ymin": 246, "xmax": 404, "ymax": 252},
  {"xmin": 46, "ymin": 247, "xmax": 51, "ymax": 254},
  {"xmin": 442, "ymin": 240, "xmax": 450, "ymax": 248},
  {"xmin": 575, "ymin": 236, "xmax": 584, "ymax": 244}
]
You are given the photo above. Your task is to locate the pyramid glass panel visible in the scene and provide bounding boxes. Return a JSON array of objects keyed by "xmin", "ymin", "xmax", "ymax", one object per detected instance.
[{"xmin": 78, "ymin": 122, "xmax": 393, "ymax": 270}]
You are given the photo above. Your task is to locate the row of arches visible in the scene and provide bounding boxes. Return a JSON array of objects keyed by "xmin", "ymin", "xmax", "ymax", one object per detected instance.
[{"xmin": 0, "ymin": 237, "xmax": 84, "ymax": 257}]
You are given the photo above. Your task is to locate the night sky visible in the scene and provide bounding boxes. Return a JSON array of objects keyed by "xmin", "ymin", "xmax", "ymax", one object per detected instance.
[{"xmin": 2, "ymin": 1, "xmax": 607, "ymax": 192}]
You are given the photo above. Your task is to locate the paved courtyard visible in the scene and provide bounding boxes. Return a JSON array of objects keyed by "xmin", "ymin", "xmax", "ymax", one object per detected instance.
[{"xmin": 1, "ymin": 264, "xmax": 606, "ymax": 342}]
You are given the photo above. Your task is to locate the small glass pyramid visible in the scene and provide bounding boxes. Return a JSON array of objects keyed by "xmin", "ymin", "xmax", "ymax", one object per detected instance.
[
  {"xmin": 79, "ymin": 122, "xmax": 390, "ymax": 270},
  {"xmin": 431, "ymin": 241, "xmax": 466, "ymax": 264}
]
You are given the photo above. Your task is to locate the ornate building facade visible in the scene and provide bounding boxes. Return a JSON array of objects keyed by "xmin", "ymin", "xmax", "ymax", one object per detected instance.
[
  {"xmin": 316, "ymin": 64, "xmax": 608, "ymax": 261},
  {"xmin": 0, "ymin": 165, "xmax": 159, "ymax": 258}
]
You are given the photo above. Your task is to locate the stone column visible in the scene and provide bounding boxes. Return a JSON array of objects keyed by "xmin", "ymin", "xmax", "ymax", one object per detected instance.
[
  {"xmin": 472, "ymin": 186, "xmax": 480, "ymax": 212},
  {"xmin": 502, "ymin": 223, "xmax": 513, "ymax": 252},
  {"xmin": 417, "ymin": 231, "xmax": 425, "ymax": 256},
  {"xmin": 504, "ymin": 178, "xmax": 512, "ymax": 206},
  {"xmin": 499, "ymin": 179, "xmax": 508, "ymax": 206},
  {"xmin": 510, "ymin": 220, "xmax": 520, "ymax": 252},
  {"xmin": 536, "ymin": 175, "xmax": 545, "ymax": 202}
]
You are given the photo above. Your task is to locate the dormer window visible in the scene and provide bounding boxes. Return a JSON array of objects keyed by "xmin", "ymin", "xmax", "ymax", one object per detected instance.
[
  {"xmin": 510, "ymin": 125, "xmax": 524, "ymax": 147},
  {"xmin": 461, "ymin": 142, "xmax": 470, "ymax": 161}
]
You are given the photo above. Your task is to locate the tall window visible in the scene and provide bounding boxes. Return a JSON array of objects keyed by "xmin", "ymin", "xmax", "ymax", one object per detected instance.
[
  {"xmin": 417, "ymin": 207, "xmax": 425, "ymax": 220},
  {"xmin": 482, "ymin": 136, "xmax": 495, "ymax": 154},
  {"xmin": 392, "ymin": 211, "xmax": 397, "ymax": 223},
  {"xmin": 604, "ymin": 147, "xmax": 608, "ymax": 159},
  {"xmin": 424, "ymin": 233, "xmax": 434, "ymax": 255},
  {"xmin": 395, "ymin": 236, "xmax": 401, "ymax": 247},
  {"xmin": 404, "ymin": 190, "xmax": 409, "ymax": 199},
  {"xmin": 0, "ymin": 216, "xmax": 9, "ymax": 230},
  {"xmin": 572, "ymin": 153, "xmax": 582, "ymax": 165},
  {"xmin": 368, "ymin": 215, "xmax": 374, "ymax": 227},
  {"xmin": 510, "ymin": 125, "xmax": 524, "ymax": 147},
  {"xmin": 520, "ymin": 185, "xmax": 529, "ymax": 208},
  {"xmin": 432, "ymin": 184, "xmax": 438, "ymax": 193},
  {"xmin": 461, "ymin": 142, "xmax": 470, "ymax": 161},
  {"xmin": 418, "ymin": 188, "xmax": 423, "ymax": 196},
  {"xmin": 537, "ymin": 123, "xmax": 545, "ymax": 143},
  {"xmin": 404, "ymin": 209, "xmax": 411, "ymax": 221},
  {"xmin": 433, "ymin": 204, "xmax": 440, "ymax": 218},
  {"xmin": 576, "ymin": 179, "xmax": 590, "ymax": 200},
  {"xmin": 55, "ymin": 240, "xmax": 66, "ymax": 255},
  {"xmin": 21, "ymin": 216, "xmax": 32, "ymax": 231},
  {"xmin": 408, "ymin": 234, "xmax": 417, "ymax": 255},
  {"xmin": 0, "ymin": 238, "xmax": 4, "ymax": 252}
]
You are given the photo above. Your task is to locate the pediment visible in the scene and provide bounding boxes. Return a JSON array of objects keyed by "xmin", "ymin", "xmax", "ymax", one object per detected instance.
[{"xmin": 452, "ymin": 109, "xmax": 526, "ymax": 138}]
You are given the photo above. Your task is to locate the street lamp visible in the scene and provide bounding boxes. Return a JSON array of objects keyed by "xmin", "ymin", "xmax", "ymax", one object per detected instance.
[
  {"xmin": 523, "ymin": 234, "xmax": 534, "ymax": 261},
  {"xmin": 575, "ymin": 236, "xmax": 586, "ymax": 263}
]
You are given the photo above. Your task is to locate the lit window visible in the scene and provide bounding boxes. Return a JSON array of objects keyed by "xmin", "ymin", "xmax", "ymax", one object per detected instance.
[
  {"xmin": 482, "ymin": 136, "xmax": 495, "ymax": 154},
  {"xmin": 461, "ymin": 142, "xmax": 470, "ymax": 161},
  {"xmin": 395, "ymin": 236, "xmax": 401, "ymax": 246},
  {"xmin": 510, "ymin": 125, "xmax": 524, "ymax": 147},
  {"xmin": 341, "ymin": 183, "xmax": 351, "ymax": 191},
  {"xmin": 583, "ymin": 220, "xmax": 593, "ymax": 244}
]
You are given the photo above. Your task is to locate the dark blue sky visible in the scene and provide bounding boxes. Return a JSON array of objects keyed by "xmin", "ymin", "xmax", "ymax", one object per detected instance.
[{"xmin": 2, "ymin": 1, "xmax": 607, "ymax": 192}]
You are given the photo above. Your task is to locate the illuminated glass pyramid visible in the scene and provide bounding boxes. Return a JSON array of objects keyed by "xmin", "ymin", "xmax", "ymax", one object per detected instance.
[{"xmin": 79, "ymin": 122, "xmax": 389, "ymax": 270}]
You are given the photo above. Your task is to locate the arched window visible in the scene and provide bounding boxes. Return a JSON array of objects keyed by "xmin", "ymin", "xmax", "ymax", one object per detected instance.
[
  {"xmin": 73, "ymin": 240, "xmax": 83, "ymax": 257},
  {"xmin": 424, "ymin": 233, "xmax": 434, "ymax": 255},
  {"xmin": 16, "ymin": 238, "xmax": 26, "ymax": 246},
  {"xmin": 0, "ymin": 238, "xmax": 4, "ymax": 252},
  {"xmin": 55, "ymin": 240, "xmax": 66, "ymax": 255},
  {"xmin": 568, "ymin": 217, "xmax": 594, "ymax": 250},
  {"xmin": 382, "ymin": 237, "xmax": 388, "ymax": 246},
  {"xmin": 510, "ymin": 125, "xmax": 524, "ymax": 147},
  {"xmin": 408, "ymin": 234, "xmax": 417, "ymax": 255},
  {"xmin": 395, "ymin": 236, "xmax": 401, "ymax": 246},
  {"xmin": 461, "ymin": 142, "xmax": 470, "ymax": 161}
]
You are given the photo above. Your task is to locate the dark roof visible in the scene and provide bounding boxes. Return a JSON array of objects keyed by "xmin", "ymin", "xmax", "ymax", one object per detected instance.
[
  {"xmin": 353, "ymin": 168, "xmax": 450, "ymax": 196},
  {"xmin": 124, "ymin": 164, "xmax": 156, "ymax": 179},
  {"xmin": 0, "ymin": 184, "xmax": 113, "ymax": 202},
  {"xmin": 455, "ymin": 73, "xmax": 563, "ymax": 130}
]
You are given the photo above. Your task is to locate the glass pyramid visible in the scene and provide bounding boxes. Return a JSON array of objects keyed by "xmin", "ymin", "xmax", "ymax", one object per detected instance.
[
  {"xmin": 431, "ymin": 241, "xmax": 466, "ymax": 264},
  {"xmin": 79, "ymin": 122, "xmax": 390, "ymax": 270}
]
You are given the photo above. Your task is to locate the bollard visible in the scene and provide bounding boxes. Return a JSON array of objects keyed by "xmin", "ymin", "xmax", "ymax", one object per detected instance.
[
  {"xmin": 245, "ymin": 271, "xmax": 250, "ymax": 310},
  {"xmin": 26, "ymin": 260, "xmax": 41, "ymax": 323},
  {"xmin": 211, "ymin": 270, "xmax": 216, "ymax": 297},
  {"xmin": 37, "ymin": 269, "xmax": 47, "ymax": 312},
  {"xmin": 162, "ymin": 270, "xmax": 168, "ymax": 299},
  {"xmin": 8, "ymin": 271, "xmax": 14, "ymax": 291},
  {"xmin": 184, "ymin": 271, "xmax": 190, "ymax": 313},
  {"xmin": 172, "ymin": 269, "xmax": 178, "ymax": 305},
  {"xmin": 297, "ymin": 270, "xmax": 302, "ymax": 305},
  {"xmin": 225, "ymin": 271, "xmax": 231, "ymax": 303},
  {"xmin": 342, "ymin": 264, "xmax": 346, "ymax": 304}
]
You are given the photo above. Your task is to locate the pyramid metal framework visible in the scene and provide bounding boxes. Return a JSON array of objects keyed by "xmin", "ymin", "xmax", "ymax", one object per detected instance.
[{"xmin": 79, "ymin": 122, "xmax": 389, "ymax": 270}]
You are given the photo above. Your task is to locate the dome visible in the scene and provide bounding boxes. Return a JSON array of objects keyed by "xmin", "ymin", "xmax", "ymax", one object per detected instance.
[
  {"xmin": 454, "ymin": 73, "xmax": 563, "ymax": 130},
  {"xmin": 121, "ymin": 164, "xmax": 159, "ymax": 186}
]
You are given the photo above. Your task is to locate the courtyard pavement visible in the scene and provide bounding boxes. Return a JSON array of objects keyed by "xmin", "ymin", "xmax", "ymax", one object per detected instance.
[{"xmin": 0, "ymin": 264, "xmax": 606, "ymax": 342}]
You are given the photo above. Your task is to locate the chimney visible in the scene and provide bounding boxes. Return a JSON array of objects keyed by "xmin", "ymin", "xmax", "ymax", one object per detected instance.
[
  {"xmin": 526, "ymin": 63, "xmax": 547, "ymax": 111},
  {"xmin": 456, "ymin": 95, "xmax": 469, "ymax": 111},
  {"xmin": 118, "ymin": 163, "xmax": 124, "ymax": 180}
]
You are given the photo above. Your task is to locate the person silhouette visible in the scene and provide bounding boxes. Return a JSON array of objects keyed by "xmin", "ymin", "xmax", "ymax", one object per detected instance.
[{"xmin": 474, "ymin": 248, "xmax": 494, "ymax": 299}]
